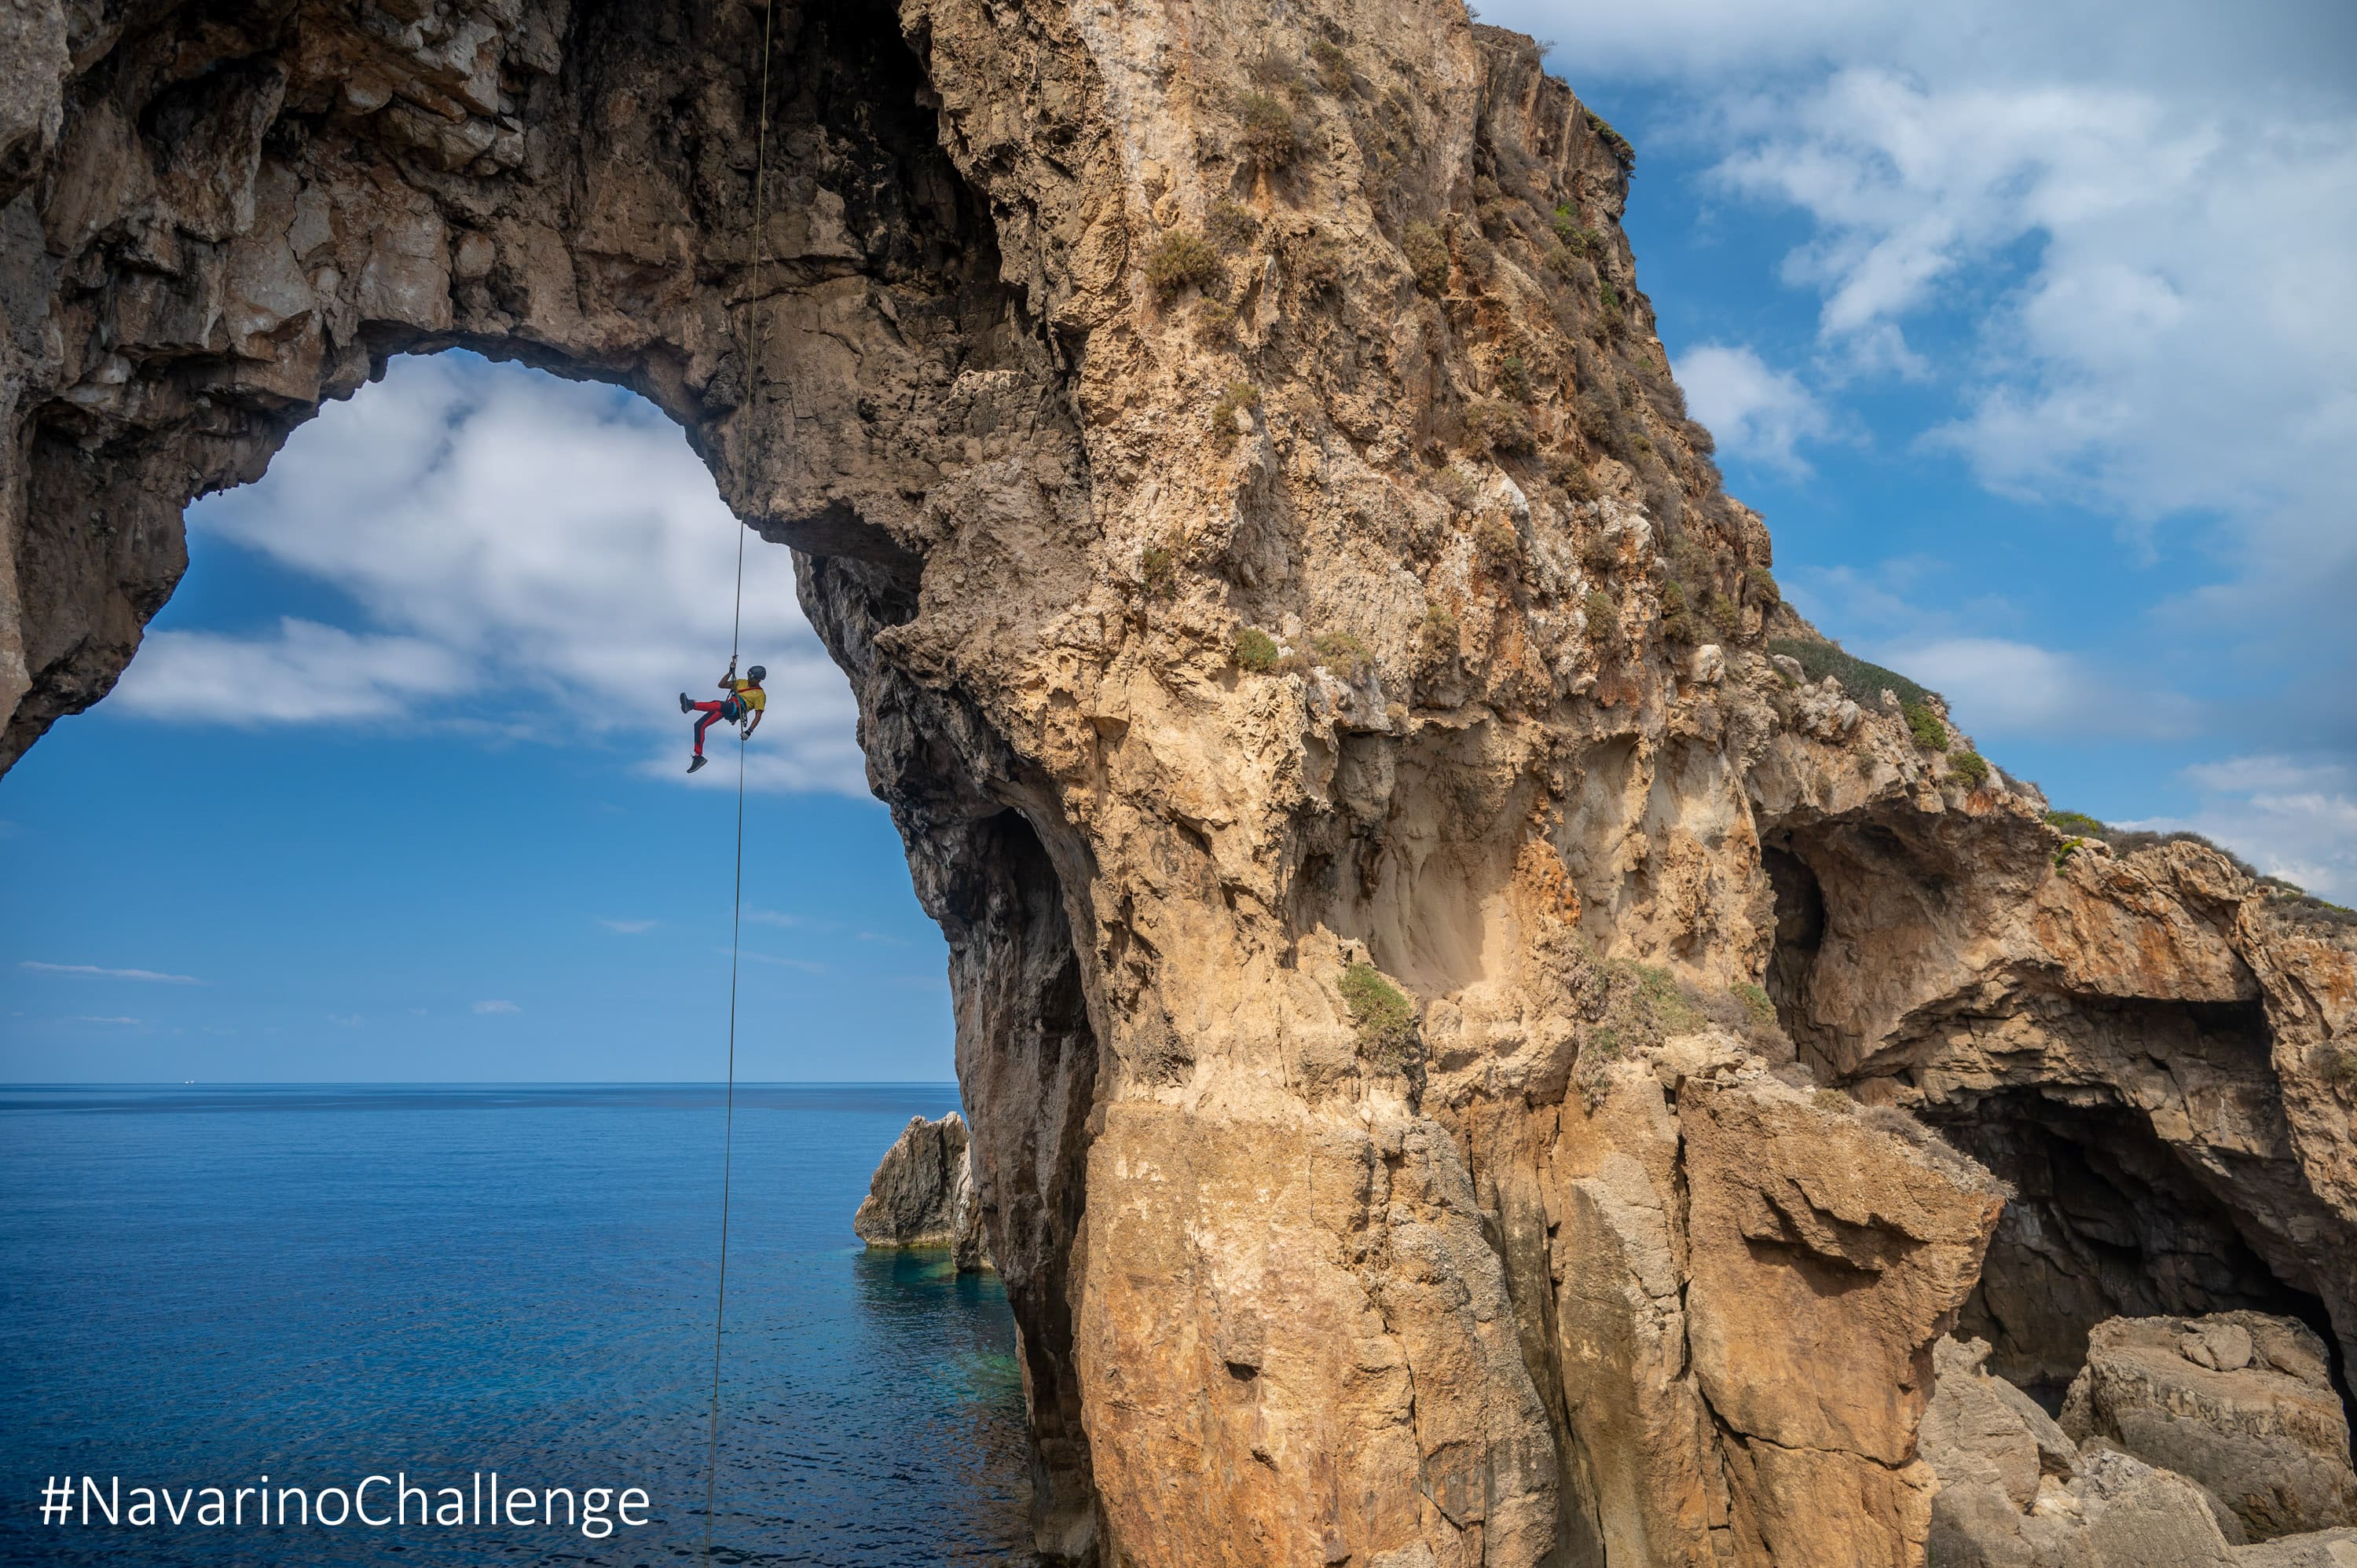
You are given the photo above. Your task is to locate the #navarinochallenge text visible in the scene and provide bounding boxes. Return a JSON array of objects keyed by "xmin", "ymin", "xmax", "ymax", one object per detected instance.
[{"xmin": 39, "ymin": 1472, "xmax": 651, "ymax": 1540}]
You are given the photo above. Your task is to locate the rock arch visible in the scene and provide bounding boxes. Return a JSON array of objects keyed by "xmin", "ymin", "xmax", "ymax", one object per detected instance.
[{"xmin": 9, "ymin": 4, "xmax": 2355, "ymax": 1566}]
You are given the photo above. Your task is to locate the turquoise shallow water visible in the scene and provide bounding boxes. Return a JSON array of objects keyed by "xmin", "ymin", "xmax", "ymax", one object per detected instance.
[{"xmin": 0, "ymin": 1083, "xmax": 1030, "ymax": 1565}]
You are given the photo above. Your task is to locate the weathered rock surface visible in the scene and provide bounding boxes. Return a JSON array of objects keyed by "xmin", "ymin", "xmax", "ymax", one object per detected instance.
[
  {"xmin": 2061, "ymin": 1313, "xmax": 2357, "ymax": 1541},
  {"xmin": 1924, "ymin": 1331, "xmax": 2357, "ymax": 1567},
  {"xmin": 1761, "ymin": 804, "xmax": 2357, "ymax": 1411},
  {"xmin": 853, "ymin": 1110, "xmax": 989, "ymax": 1269},
  {"xmin": 9, "ymin": 2, "xmax": 2355, "ymax": 1564}
]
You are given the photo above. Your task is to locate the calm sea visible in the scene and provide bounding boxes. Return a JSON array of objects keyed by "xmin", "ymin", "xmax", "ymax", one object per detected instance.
[{"xmin": 0, "ymin": 1083, "xmax": 1030, "ymax": 1566}]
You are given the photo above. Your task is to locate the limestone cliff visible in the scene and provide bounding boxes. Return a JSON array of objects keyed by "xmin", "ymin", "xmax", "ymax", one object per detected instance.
[{"xmin": 5, "ymin": 3, "xmax": 2352, "ymax": 1565}]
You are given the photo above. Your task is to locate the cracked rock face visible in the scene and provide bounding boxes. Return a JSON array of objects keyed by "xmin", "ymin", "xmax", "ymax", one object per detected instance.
[{"xmin": 7, "ymin": 2, "xmax": 2354, "ymax": 1564}]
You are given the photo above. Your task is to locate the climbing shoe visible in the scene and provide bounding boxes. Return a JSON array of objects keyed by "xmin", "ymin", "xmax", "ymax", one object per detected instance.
[
  {"xmin": 679, "ymin": 692, "xmax": 692, "ymax": 713},
  {"xmin": 687, "ymin": 755, "xmax": 708, "ymax": 774}
]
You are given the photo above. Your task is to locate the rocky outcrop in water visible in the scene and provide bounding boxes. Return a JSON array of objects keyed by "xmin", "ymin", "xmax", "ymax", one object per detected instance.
[
  {"xmin": 8, "ymin": 2, "xmax": 2355, "ymax": 1563},
  {"xmin": 855, "ymin": 1111, "xmax": 988, "ymax": 1269}
]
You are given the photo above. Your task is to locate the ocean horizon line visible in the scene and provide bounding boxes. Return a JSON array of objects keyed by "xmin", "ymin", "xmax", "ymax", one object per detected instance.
[
  {"xmin": 0, "ymin": 1078, "xmax": 960, "ymax": 1089},
  {"xmin": 0, "ymin": 1082, "xmax": 969, "ymax": 1115}
]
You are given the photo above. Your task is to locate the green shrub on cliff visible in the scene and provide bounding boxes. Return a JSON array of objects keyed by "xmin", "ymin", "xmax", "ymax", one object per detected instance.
[
  {"xmin": 1658, "ymin": 580, "xmax": 1697, "ymax": 644},
  {"xmin": 1585, "ymin": 108, "xmax": 1636, "ymax": 170},
  {"xmin": 1904, "ymin": 701, "xmax": 1950, "ymax": 752},
  {"xmin": 1340, "ymin": 962, "xmax": 1417, "ymax": 1068},
  {"xmin": 1766, "ymin": 636, "xmax": 1939, "ymax": 709},
  {"xmin": 1462, "ymin": 398, "xmax": 1534, "ymax": 456},
  {"xmin": 1730, "ymin": 981, "xmax": 1776, "ymax": 1029},
  {"xmin": 1146, "ymin": 231, "xmax": 1225, "ymax": 300},
  {"xmin": 1237, "ymin": 93, "xmax": 1301, "ymax": 170},
  {"xmin": 1705, "ymin": 591, "xmax": 1742, "ymax": 639},
  {"xmin": 1551, "ymin": 204, "xmax": 1600, "ymax": 254},
  {"xmin": 1208, "ymin": 380, "xmax": 1261, "ymax": 446},
  {"xmin": 1472, "ymin": 513, "xmax": 1523, "ymax": 573},
  {"xmin": 1630, "ymin": 964, "xmax": 1702, "ymax": 1035},
  {"xmin": 1401, "ymin": 222, "xmax": 1450, "ymax": 295},
  {"xmin": 1141, "ymin": 544, "xmax": 1178, "ymax": 601},
  {"xmin": 1949, "ymin": 751, "xmax": 1990, "ymax": 790},
  {"xmin": 1596, "ymin": 280, "xmax": 1630, "ymax": 337},
  {"xmin": 1233, "ymin": 626, "xmax": 1280, "ymax": 673},
  {"xmin": 1311, "ymin": 629, "xmax": 1374, "ymax": 675},
  {"xmin": 1578, "ymin": 961, "xmax": 1710, "ymax": 1104},
  {"xmin": 1583, "ymin": 588, "xmax": 1620, "ymax": 639},
  {"xmin": 1207, "ymin": 201, "xmax": 1259, "ymax": 251},
  {"xmin": 1310, "ymin": 38, "xmax": 1351, "ymax": 93}
]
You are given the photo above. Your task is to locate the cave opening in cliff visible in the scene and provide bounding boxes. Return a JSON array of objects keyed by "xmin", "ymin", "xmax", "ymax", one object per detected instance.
[
  {"xmin": 1761, "ymin": 844, "xmax": 1826, "ymax": 1057},
  {"xmin": 1922, "ymin": 1087, "xmax": 2344, "ymax": 1411}
]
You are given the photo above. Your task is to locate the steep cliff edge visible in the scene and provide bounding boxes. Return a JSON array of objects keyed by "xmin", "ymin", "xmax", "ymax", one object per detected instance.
[{"xmin": 5, "ymin": 3, "xmax": 2352, "ymax": 1565}]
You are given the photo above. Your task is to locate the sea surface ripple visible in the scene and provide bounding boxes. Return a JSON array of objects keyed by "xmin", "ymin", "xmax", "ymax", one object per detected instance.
[{"xmin": 0, "ymin": 1083, "xmax": 1029, "ymax": 1565}]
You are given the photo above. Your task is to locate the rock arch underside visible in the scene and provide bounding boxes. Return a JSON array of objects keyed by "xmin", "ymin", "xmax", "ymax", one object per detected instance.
[{"xmin": 5, "ymin": 2, "xmax": 2355, "ymax": 1564}]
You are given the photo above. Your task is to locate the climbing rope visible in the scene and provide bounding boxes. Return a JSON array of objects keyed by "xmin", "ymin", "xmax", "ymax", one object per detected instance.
[{"xmin": 702, "ymin": 1, "xmax": 777, "ymax": 1559}]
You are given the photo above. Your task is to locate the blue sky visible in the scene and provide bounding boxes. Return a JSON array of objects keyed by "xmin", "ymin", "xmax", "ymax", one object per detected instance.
[{"xmin": 4, "ymin": 0, "xmax": 2352, "ymax": 1080}]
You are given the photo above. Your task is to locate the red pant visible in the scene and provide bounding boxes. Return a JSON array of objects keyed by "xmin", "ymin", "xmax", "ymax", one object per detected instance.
[{"xmin": 690, "ymin": 698, "xmax": 741, "ymax": 756}]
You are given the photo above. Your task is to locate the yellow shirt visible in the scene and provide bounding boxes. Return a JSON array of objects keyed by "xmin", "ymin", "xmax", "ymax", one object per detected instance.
[{"xmin": 729, "ymin": 680, "xmax": 766, "ymax": 713}]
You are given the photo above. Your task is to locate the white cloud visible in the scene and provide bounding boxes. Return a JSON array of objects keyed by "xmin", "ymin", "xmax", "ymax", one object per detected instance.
[
  {"xmin": 140, "ymin": 353, "xmax": 866, "ymax": 793},
  {"xmin": 111, "ymin": 619, "xmax": 471, "ymax": 723},
  {"xmin": 1777, "ymin": 559, "xmax": 1945, "ymax": 636},
  {"xmin": 2181, "ymin": 755, "xmax": 2344, "ymax": 797},
  {"xmin": 1885, "ymin": 638, "xmax": 2087, "ymax": 732},
  {"xmin": 1876, "ymin": 635, "xmax": 2199, "ymax": 743},
  {"xmin": 21, "ymin": 961, "xmax": 204, "ymax": 984},
  {"xmin": 599, "ymin": 919, "xmax": 658, "ymax": 934},
  {"xmin": 736, "ymin": 951, "xmax": 828, "ymax": 975},
  {"xmin": 2121, "ymin": 753, "xmax": 2357, "ymax": 902},
  {"xmin": 746, "ymin": 908, "xmax": 832, "ymax": 930},
  {"xmin": 471, "ymin": 999, "xmax": 521, "ymax": 1015},
  {"xmin": 1674, "ymin": 343, "xmax": 1831, "ymax": 474}
]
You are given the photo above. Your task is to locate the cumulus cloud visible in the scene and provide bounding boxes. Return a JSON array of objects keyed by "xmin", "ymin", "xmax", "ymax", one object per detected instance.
[
  {"xmin": 1674, "ymin": 344, "xmax": 1831, "ymax": 474},
  {"xmin": 135, "ymin": 353, "xmax": 865, "ymax": 793},
  {"xmin": 21, "ymin": 961, "xmax": 204, "ymax": 984},
  {"xmin": 111, "ymin": 619, "xmax": 471, "ymax": 723},
  {"xmin": 2120, "ymin": 754, "xmax": 2357, "ymax": 902},
  {"xmin": 1876, "ymin": 636, "xmax": 2198, "ymax": 742}
]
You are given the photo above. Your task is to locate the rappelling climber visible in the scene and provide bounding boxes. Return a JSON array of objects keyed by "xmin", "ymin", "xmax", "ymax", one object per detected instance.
[{"xmin": 680, "ymin": 659, "xmax": 765, "ymax": 773}]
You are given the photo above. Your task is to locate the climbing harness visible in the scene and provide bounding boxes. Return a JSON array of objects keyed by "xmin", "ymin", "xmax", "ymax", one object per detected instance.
[{"xmin": 702, "ymin": 1, "xmax": 777, "ymax": 1559}]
